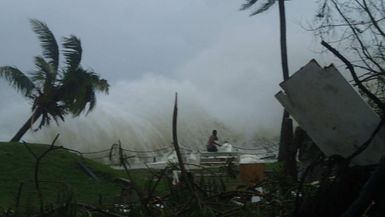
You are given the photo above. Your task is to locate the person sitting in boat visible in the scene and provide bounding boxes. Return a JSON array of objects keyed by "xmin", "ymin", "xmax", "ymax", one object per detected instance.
[{"xmin": 207, "ymin": 130, "xmax": 221, "ymax": 152}]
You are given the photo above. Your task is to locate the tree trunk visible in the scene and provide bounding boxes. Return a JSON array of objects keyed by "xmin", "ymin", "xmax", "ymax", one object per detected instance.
[
  {"xmin": 277, "ymin": 0, "xmax": 297, "ymax": 178},
  {"xmin": 10, "ymin": 109, "xmax": 42, "ymax": 142},
  {"xmin": 278, "ymin": 110, "xmax": 290, "ymax": 161},
  {"xmin": 280, "ymin": 117, "xmax": 297, "ymax": 178},
  {"xmin": 278, "ymin": 0, "xmax": 289, "ymax": 81}
]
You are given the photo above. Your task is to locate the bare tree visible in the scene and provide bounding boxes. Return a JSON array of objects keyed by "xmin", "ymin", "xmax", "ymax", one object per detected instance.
[{"xmin": 312, "ymin": 0, "xmax": 385, "ymax": 114}]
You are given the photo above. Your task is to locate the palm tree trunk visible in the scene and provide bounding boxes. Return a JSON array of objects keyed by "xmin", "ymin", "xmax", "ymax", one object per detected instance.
[
  {"xmin": 10, "ymin": 109, "xmax": 42, "ymax": 142},
  {"xmin": 278, "ymin": 0, "xmax": 290, "ymax": 161},
  {"xmin": 277, "ymin": 0, "xmax": 297, "ymax": 178},
  {"xmin": 278, "ymin": 0, "xmax": 289, "ymax": 81}
]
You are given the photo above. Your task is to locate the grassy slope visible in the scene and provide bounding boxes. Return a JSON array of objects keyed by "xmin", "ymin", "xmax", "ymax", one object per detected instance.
[
  {"xmin": 0, "ymin": 141, "xmax": 280, "ymax": 212},
  {"xmin": 0, "ymin": 142, "xmax": 127, "ymax": 209}
]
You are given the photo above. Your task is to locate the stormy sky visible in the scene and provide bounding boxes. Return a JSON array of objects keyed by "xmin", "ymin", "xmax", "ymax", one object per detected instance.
[{"xmin": 0, "ymin": 0, "xmax": 333, "ymax": 150}]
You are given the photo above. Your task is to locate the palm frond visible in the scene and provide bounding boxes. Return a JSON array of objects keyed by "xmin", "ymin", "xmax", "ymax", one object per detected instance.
[
  {"xmin": 240, "ymin": 0, "xmax": 277, "ymax": 16},
  {"xmin": 85, "ymin": 89, "xmax": 96, "ymax": 114},
  {"xmin": 0, "ymin": 66, "xmax": 35, "ymax": 96},
  {"xmin": 36, "ymin": 112, "xmax": 50, "ymax": 130},
  {"xmin": 62, "ymin": 35, "xmax": 82, "ymax": 71},
  {"xmin": 251, "ymin": 0, "xmax": 277, "ymax": 15},
  {"xmin": 46, "ymin": 104, "xmax": 66, "ymax": 125},
  {"xmin": 31, "ymin": 56, "xmax": 56, "ymax": 90},
  {"xmin": 69, "ymin": 86, "xmax": 91, "ymax": 116},
  {"xmin": 95, "ymin": 78, "xmax": 109, "ymax": 93},
  {"xmin": 34, "ymin": 96, "xmax": 67, "ymax": 129},
  {"xmin": 240, "ymin": 0, "xmax": 259, "ymax": 10},
  {"xmin": 87, "ymin": 72, "xmax": 109, "ymax": 93},
  {"xmin": 59, "ymin": 67, "xmax": 109, "ymax": 116},
  {"xmin": 30, "ymin": 19, "xmax": 59, "ymax": 72}
]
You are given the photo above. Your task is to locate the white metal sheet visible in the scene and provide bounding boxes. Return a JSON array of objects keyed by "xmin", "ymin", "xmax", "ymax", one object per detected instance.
[{"xmin": 276, "ymin": 60, "xmax": 385, "ymax": 165}]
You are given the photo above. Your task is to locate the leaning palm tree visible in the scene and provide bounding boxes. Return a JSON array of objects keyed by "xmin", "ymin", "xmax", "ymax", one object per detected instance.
[{"xmin": 0, "ymin": 19, "xmax": 109, "ymax": 142}]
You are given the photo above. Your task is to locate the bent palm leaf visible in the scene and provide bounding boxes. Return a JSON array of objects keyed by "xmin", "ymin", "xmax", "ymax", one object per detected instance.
[
  {"xmin": 62, "ymin": 35, "xmax": 82, "ymax": 71},
  {"xmin": 0, "ymin": 66, "xmax": 35, "ymax": 97},
  {"xmin": 2, "ymin": 19, "xmax": 109, "ymax": 142},
  {"xmin": 30, "ymin": 19, "xmax": 59, "ymax": 73},
  {"xmin": 60, "ymin": 68, "xmax": 109, "ymax": 116},
  {"xmin": 31, "ymin": 56, "xmax": 57, "ymax": 92},
  {"xmin": 240, "ymin": 0, "xmax": 277, "ymax": 15}
]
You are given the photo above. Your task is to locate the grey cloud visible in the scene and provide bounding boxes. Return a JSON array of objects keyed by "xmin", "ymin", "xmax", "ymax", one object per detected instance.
[{"xmin": 0, "ymin": 0, "xmax": 325, "ymax": 148}]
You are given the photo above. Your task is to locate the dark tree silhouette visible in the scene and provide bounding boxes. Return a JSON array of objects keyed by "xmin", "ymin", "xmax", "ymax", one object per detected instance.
[
  {"xmin": 0, "ymin": 19, "xmax": 109, "ymax": 142},
  {"xmin": 241, "ymin": 0, "xmax": 297, "ymax": 178},
  {"xmin": 313, "ymin": 0, "xmax": 385, "ymax": 115}
]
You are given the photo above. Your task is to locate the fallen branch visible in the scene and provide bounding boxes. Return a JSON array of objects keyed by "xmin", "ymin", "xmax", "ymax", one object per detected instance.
[
  {"xmin": 172, "ymin": 93, "xmax": 202, "ymax": 208},
  {"xmin": 77, "ymin": 203, "xmax": 126, "ymax": 217},
  {"xmin": 321, "ymin": 40, "xmax": 385, "ymax": 112},
  {"xmin": 205, "ymin": 190, "xmax": 263, "ymax": 201},
  {"xmin": 115, "ymin": 141, "xmax": 150, "ymax": 215},
  {"xmin": 172, "ymin": 93, "xmax": 188, "ymax": 182},
  {"xmin": 23, "ymin": 133, "xmax": 62, "ymax": 213}
]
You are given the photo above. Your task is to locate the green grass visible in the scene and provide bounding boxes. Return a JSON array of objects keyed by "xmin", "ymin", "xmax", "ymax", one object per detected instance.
[
  {"xmin": 0, "ymin": 141, "xmax": 285, "ymax": 216},
  {"xmin": 0, "ymin": 142, "xmax": 129, "ymax": 210}
]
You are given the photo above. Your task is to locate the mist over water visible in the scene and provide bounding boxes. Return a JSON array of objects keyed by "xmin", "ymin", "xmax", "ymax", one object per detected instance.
[
  {"xmin": 26, "ymin": 73, "xmax": 279, "ymax": 153},
  {"xmin": 1, "ymin": 25, "xmax": 288, "ymax": 152},
  {"xmin": 22, "ymin": 28, "xmax": 285, "ymax": 152},
  {"xmin": 1, "ymin": 71, "xmax": 283, "ymax": 153},
  {"xmin": 0, "ymin": 0, "xmax": 326, "ymax": 154}
]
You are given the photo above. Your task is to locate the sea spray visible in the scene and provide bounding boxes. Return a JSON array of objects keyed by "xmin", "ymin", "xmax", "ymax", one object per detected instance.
[
  {"xmin": 28, "ymin": 75, "xmax": 245, "ymax": 153},
  {"xmin": 1, "ymin": 22, "xmax": 287, "ymax": 152}
]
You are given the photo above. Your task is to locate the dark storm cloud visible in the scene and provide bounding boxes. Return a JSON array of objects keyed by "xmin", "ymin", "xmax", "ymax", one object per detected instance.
[{"xmin": 0, "ymin": 0, "xmax": 326, "ymax": 146}]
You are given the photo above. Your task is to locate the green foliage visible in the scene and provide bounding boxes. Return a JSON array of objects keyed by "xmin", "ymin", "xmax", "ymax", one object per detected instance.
[
  {"xmin": 30, "ymin": 19, "xmax": 59, "ymax": 71},
  {"xmin": 0, "ymin": 67, "xmax": 35, "ymax": 97},
  {"xmin": 0, "ymin": 142, "xmax": 122, "ymax": 210},
  {"xmin": 0, "ymin": 141, "xmax": 300, "ymax": 216}
]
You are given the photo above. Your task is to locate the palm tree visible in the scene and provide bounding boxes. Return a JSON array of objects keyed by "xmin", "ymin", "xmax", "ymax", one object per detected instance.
[
  {"xmin": 0, "ymin": 19, "xmax": 109, "ymax": 142},
  {"xmin": 241, "ymin": 0, "xmax": 297, "ymax": 177},
  {"xmin": 241, "ymin": 0, "xmax": 289, "ymax": 92}
]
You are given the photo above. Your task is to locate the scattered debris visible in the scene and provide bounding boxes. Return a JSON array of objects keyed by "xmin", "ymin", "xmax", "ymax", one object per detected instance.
[
  {"xmin": 276, "ymin": 60, "xmax": 385, "ymax": 165},
  {"xmin": 251, "ymin": 195, "xmax": 262, "ymax": 203},
  {"xmin": 77, "ymin": 161, "xmax": 99, "ymax": 181}
]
